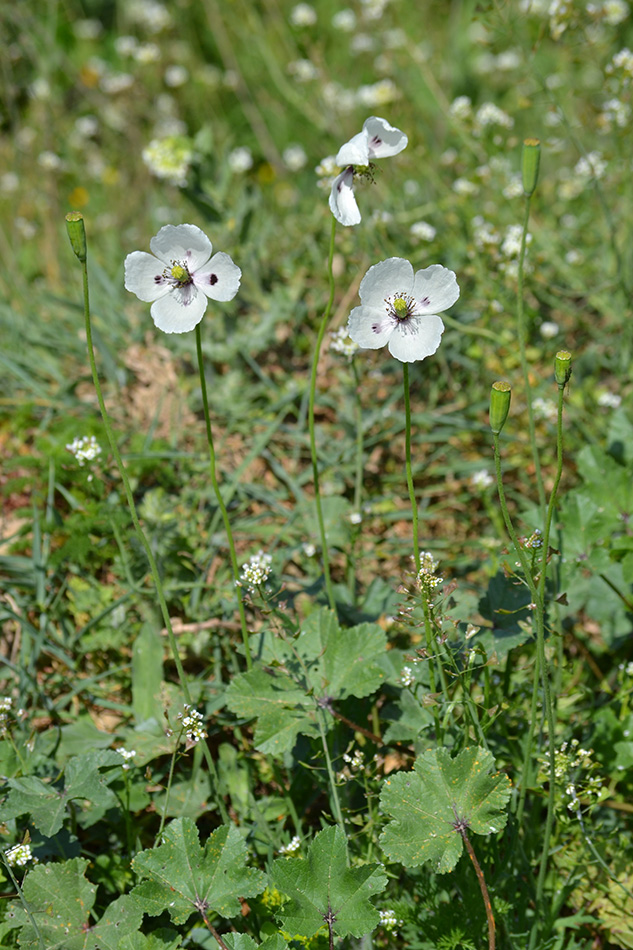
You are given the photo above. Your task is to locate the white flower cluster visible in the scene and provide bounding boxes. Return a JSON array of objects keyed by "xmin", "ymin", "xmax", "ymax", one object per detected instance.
[
  {"xmin": 400, "ymin": 665, "xmax": 415, "ymax": 687},
  {"xmin": 237, "ymin": 550, "xmax": 273, "ymax": 592},
  {"xmin": 470, "ymin": 469, "xmax": 494, "ymax": 490},
  {"xmin": 289, "ymin": 3, "xmax": 317, "ymax": 26},
  {"xmin": 329, "ymin": 327, "xmax": 359, "ymax": 360},
  {"xmin": 177, "ymin": 705, "xmax": 207, "ymax": 744},
  {"xmin": 65, "ymin": 435, "xmax": 102, "ymax": 466},
  {"xmin": 559, "ymin": 151, "xmax": 607, "ymax": 200},
  {"xmin": 228, "ymin": 147, "xmax": 254, "ymax": 173},
  {"xmin": 532, "ymin": 397, "xmax": 557, "ymax": 422},
  {"xmin": 597, "ymin": 391, "xmax": 622, "ymax": 408},
  {"xmin": 588, "ymin": 0, "xmax": 630, "ymax": 25},
  {"xmin": 0, "ymin": 696, "xmax": 13, "ymax": 736},
  {"xmin": 5, "ymin": 843, "xmax": 35, "ymax": 867},
  {"xmin": 409, "ymin": 220, "xmax": 436, "ymax": 242},
  {"xmin": 337, "ymin": 748, "xmax": 366, "ymax": 782},
  {"xmin": 116, "ymin": 747, "xmax": 137, "ymax": 770},
  {"xmin": 278, "ymin": 835, "xmax": 301, "ymax": 854},
  {"xmin": 379, "ymin": 909, "xmax": 404, "ymax": 935},
  {"xmin": 522, "ymin": 528, "xmax": 543, "ymax": 549},
  {"xmin": 543, "ymin": 740, "xmax": 606, "ymax": 811},
  {"xmin": 127, "ymin": 0, "xmax": 172, "ymax": 33},
  {"xmin": 142, "ymin": 136, "xmax": 194, "ymax": 187},
  {"xmin": 474, "ymin": 102, "xmax": 514, "ymax": 133},
  {"xmin": 417, "ymin": 552, "xmax": 442, "ymax": 598}
]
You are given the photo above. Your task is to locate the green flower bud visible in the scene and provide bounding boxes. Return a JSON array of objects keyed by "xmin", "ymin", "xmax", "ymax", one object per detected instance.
[
  {"xmin": 490, "ymin": 381, "xmax": 512, "ymax": 434},
  {"xmin": 65, "ymin": 211, "xmax": 87, "ymax": 262},
  {"xmin": 555, "ymin": 350, "xmax": 572, "ymax": 387},
  {"xmin": 522, "ymin": 138, "xmax": 541, "ymax": 197}
]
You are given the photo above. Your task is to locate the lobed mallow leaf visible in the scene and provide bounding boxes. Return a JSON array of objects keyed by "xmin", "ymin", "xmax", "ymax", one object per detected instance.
[
  {"xmin": 271, "ymin": 825, "xmax": 387, "ymax": 939},
  {"xmin": 226, "ymin": 608, "xmax": 387, "ymax": 757},
  {"xmin": 131, "ymin": 819, "xmax": 266, "ymax": 926},
  {"xmin": 379, "ymin": 746, "xmax": 511, "ymax": 873},
  {"xmin": 4, "ymin": 858, "xmax": 142, "ymax": 949}
]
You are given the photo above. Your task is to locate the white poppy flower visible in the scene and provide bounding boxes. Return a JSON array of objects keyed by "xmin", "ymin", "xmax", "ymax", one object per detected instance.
[
  {"xmin": 346, "ymin": 257, "xmax": 459, "ymax": 363},
  {"xmin": 329, "ymin": 115, "xmax": 407, "ymax": 226},
  {"xmin": 124, "ymin": 224, "xmax": 241, "ymax": 333}
]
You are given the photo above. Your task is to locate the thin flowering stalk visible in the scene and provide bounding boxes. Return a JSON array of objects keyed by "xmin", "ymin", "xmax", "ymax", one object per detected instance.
[
  {"xmin": 195, "ymin": 324, "xmax": 252, "ymax": 670},
  {"xmin": 308, "ymin": 216, "xmax": 338, "ymax": 611},
  {"xmin": 66, "ymin": 213, "xmax": 228, "ymax": 824},
  {"xmin": 517, "ymin": 196, "xmax": 546, "ymax": 517},
  {"xmin": 347, "ymin": 358, "xmax": 365, "ymax": 603},
  {"xmin": 402, "ymin": 364, "xmax": 420, "ymax": 573}
]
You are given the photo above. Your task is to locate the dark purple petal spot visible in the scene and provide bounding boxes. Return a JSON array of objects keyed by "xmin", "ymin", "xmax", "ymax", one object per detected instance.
[
  {"xmin": 369, "ymin": 135, "xmax": 383, "ymax": 149},
  {"xmin": 154, "ymin": 274, "xmax": 164, "ymax": 284},
  {"xmin": 420, "ymin": 297, "xmax": 430, "ymax": 307},
  {"xmin": 372, "ymin": 323, "xmax": 381, "ymax": 333},
  {"xmin": 208, "ymin": 273, "xmax": 218, "ymax": 286}
]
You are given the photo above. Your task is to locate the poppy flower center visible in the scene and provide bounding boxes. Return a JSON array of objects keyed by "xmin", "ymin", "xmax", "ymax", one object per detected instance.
[
  {"xmin": 389, "ymin": 293, "xmax": 415, "ymax": 322},
  {"xmin": 170, "ymin": 263, "xmax": 191, "ymax": 286}
]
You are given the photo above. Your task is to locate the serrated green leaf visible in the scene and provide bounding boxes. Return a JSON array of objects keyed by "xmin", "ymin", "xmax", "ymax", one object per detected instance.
[
  {"xmin": 379, "ymin": 746, "xmax": 511, "ymax": 873},
  {"xmin": 131, "ymin": 819, "xmax": 265, "ymax": 926},
  {"xmin": 271, "ymin": 826, "xmax": 386, "ymax": 939},
  {"xmin": 118, "ymin": 930, "xmax": 182, "ymax": 950},
  {"xmin": 2, "ymin": 750, "xmax": 121, "ymax": 836},
  {"xmin": 226, "ymin": 609, "xmax": 386, "ymax": 757},
  {"xmin": 223, "ymin": 935, "xmax": 288, "ymax": 950},
  {"xmin": 88, "ymin": 895, "xmax": 144, "ymax": 949}
]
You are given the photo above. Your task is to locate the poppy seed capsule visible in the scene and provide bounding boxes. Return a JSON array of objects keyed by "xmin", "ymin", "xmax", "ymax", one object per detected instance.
[
  {"xmin": 522, "ymin": 138, "xmax": 541, "ymax": 197},
  {"xmin": 65, "ymin": 211, "xmax": 87, "ymax": 262},
  {"xmin": 489, "ymin": 381, "xmax": 512, "ymax": 434},
  {"xmin": 555, "ymin": 350, "xmax": 572, "ymax": 387}
]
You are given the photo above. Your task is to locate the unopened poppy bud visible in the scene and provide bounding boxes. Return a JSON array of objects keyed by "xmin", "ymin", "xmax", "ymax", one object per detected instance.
[
  {"xmin": 490, "ymin": 381, "xmax": 512, "ymax": 434},
  {"xmin": 65, "ymin": 211, "xmax": 87, "ymax": 262},
  {"xmin": 522, "ymin": 138, "xmax": 541, "ymax": 197},
  {"xmin": 555, "ymin": 350, "xmax": 572, "ymax": 387}
]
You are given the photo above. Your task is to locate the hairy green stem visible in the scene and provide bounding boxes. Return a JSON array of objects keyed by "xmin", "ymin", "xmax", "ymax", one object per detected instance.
[
  {"xmin": 317, "ymin": 706, "xmax": 345, "ymax": 838},
  {"xmin": 402, "ymin": 363, "xmax": 420, "ymax": 572},
  {"xmin": 308, "ymin": 216, "xmax": 338, "ymax": 611},
  {"xmin": 517, "ymin": 196, "xmax": 546, "ymax": 517},
  {"xmin": 195, "ymin": 324, "xmax": 251, "ymax": 670},
  {"xmin": 347, "ymin": 358, "xmax": 365, "ymax": 603}
]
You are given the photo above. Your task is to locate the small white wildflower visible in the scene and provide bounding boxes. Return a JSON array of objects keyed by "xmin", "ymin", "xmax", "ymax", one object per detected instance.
[
  {"xmin": 127, "ymin": 0, "xmax": 172, "ymax": 32},
  {"xmin": 601, "ymin": 0, "xmax": 630, "ymax": 25},
  {"xmin": 66, "ymin": 435, "xmax": 102, "ymax": 466},
  {"xmin": 355, "ymin": 78, "xmax": 400, "ymax": 107},
  {"xmin": 177, "ymin": 704, "xmax": 207, "ymax": 744},
  {"xmin": 379, "ymin": 909, "xmax": 404, "ymax": 935},
  {"xmin": 598, "ymin": 392, "xmax": 622, "ymax": 409},
  {"xmin": 501, "ymin": 224, "xmax": 531, "ymax": 258},
  {"xmin": 282, "ymin": 144, "xmax": 308, "ymax": 171},
  {"xmin": 470, "ymin": 469, "xmax": 494, "ymax": 490},
  {"xmin": 532, "ymin": 397, "xmax": 557, "ymax": 421},
  {"xmin": 228, "ymin": 146, "xmax": 254, "ymax": 173},
  {"xmin": 607, "ymin": 47, "xmax": 633, "ymax": 76},
  {"xmin": 142, "ymin": 136, "xmax": 194, "ymax": 187},
  {"xmin": 333, "ymin": 8, "xmax": 357, "ymax": 30},
  {"xmin": 101, "ymin": 72, "xmax": 135, "ymax": 93},
  {"xmin": 288, "ymin": 59, "xmax": 319, "ymax": 82},
  {"xmin": 5, "ymin": 843, "xmax": 35, "ymax": 868},
  {"xmin": 472, "ymin": 216, "xmax": 500, "ymax": 247},
  {"xmin": 74, "ymin": 18, "xmax": 103, "ymax": 39},
  {"xmin": 449, "ymin": 95, "xmax": 472, "ymax": 119},
  {"xmin": 540, "ymin": 321, "xmax": 560, "ymax": 339},
  {"xmin": 114, "ymin": 35, "xmax": 139, "ymax": 56},
  {"xmin": 302, "ymin": 542, "xmax": 317, "ymax": 557},
  {"xmin": 38, "ymin": 150, "xmax": 63, "ymax": 171},
  {"xmin": 164, "ymin": 65, "xmax": 189, "ymax": 87},
  {"xmin": 400, "ymin": 666, "xmax": 415, "ymax": 686},
  {"xmin": 0, "ymin": 172, "xmax": 19, "ymax": 194},
  {"xmin": 349, "ymin": 511, "xmax": 362, "ymax": 525},
  {"xmin": 343, "ymin": 749, "xmax": 365, "ymax": 770},
  {"xmin": 0, "ymin": 696, "xmax": 13, "ymax": 736},
  {"xmin": 474, "ymin": 102, "xmax": 514, "ymax": 132},
  {"xmin": 452, "ymin": 177, "xmax": 479, "ymax": 196},
  {"xmin": 575, "ymin": 151, "xmax": 607, "ymax": 180},
  {"xmin": 290, "ymin": 3, "xmax": 317, "ymax": 26},
  {"xmin": 134, "ymin": 43, "xmax": 161, "ymax": 64},
  {"xmin": 410, "ymin": 220, "xmax": 436, "ymax": 241},
  {"xmin": 279, "ymin": 835, "xmax": 301, "ymax": 854},
  {"xmin": 503, "ymin": 175, "xmax": 524, "ymax": 199},
  {"xmin": 329, "ymin": 327, "xmax": 360, "ymax": 360},
  {"xmin": 116, "ymin": 747, "xmax": 137, "ymax": 770},
  {"xmin": 237, "ymin": 550, "xmax": 273, "ymax": 592}
]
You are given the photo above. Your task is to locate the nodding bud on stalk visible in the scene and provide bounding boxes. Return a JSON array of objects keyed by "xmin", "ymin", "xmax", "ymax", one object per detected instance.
[
  {"xmin": 522, "ymin": 138, "xmax": 541, "ymax": 197},
  {"xmin": 65, "ymin": 211, "xmax": 87, "ymax": 262},
  {"xmin": 555, "ymin": 350, "xmax": 572, "ymax": 387},
  {"xmin": 490, "ymin": 381, "xmax": 512, "ymax": 435}
]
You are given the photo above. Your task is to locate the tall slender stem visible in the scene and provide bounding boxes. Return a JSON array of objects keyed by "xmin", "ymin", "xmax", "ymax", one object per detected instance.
[
  {"xmin": 402, "ymin": 363, "xmax": 420, "ymax": 572},
  {"xmin": 317, "ymin": 706, "xmax": 345, "ymax": 837},
  {"xmin": 463, "ymin": 832, "xmax": 495, "ymax": 950},
  {"xmin": 75, "ymin": 244, "xmax": 228, "ymax": 824},
  {"xmin": 308, "ymin": 217, "xmax": 338, "ymax": 611},
  {"xmin": 517, "ymin": 197, "xmax": 546, "ymax": 516},
  {"xmin": 195, "ymin": 324, "xmax": 251, "ymax": 670}
]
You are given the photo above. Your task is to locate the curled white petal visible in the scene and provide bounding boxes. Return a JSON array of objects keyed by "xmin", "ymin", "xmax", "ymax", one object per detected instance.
[
  {"xmin": 194, "ymin": 252, "xmax": 242, "ymax": 301},
  {"xmin": 411, "ymin": 264, "xmax": 460, "ymax": 312},
  {"xmin": 329, "ymin": 168, "xmax": 361, "ymax": 226},
  {"xmin": 149, "ymin": 224, "xmax": 212, "ymax": 269},
  {"xmin": 335, "ymin": 116, "xmax": 407, "ymax": 165},
  {"xmin": 387, "ymin": 315, "xmax": 444, "ymax": 363}
]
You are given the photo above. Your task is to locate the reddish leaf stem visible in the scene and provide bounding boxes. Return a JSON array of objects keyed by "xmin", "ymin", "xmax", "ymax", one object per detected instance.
[{"xmin": 462, "ymin": 832, "xmax": 495, "ymax": 950}]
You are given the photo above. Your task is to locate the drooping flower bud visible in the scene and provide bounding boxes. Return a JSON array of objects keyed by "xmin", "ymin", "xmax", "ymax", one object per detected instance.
[
  {"xmin": 490, "ymin": 381, "xmax": 512, "ymax": 434},
  {"xmin": 65, "ymin": 211, "xmax": 87, "ymax": 262},
  {"xmin": 555, "ymin": 350, "xmax": 572, "ymax": 387},
  {"xmin": 522, "ymin": 138, "xmax": 541, "ymax": 197}
]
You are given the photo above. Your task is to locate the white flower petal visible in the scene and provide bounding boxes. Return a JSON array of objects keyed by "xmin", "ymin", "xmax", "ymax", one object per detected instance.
[
  {"xmin": 359, "ymin": 258, "xmax": 414, "ymax": 307},
  {"xmin": 347, "ymin": 305, "xmax": 395, "ymax": 348},
  {"xmin": 412, "ymin": 264, "xmax": 460, "ymax": 313},
  {"xmin": 124, "ymin": 251, "xmax": 170, "ymax": 302},
  {"xmin": 150, "ymin": 286, "xmax": 208, "ymax": 333},
  {"xmin": 363, "ymin": 116, "xmax": 408, "ymax": 159},
  {"xmin": 335, "ymin": 129, "xmax": 370, "ymax": 166},
  {"xmin": 387, "ymin": 315, "xmax": 444, "ymax": 363},
  {"xmin": 194, "ymin": 251, "xmax": 242, "ymax": 301},
  {"xmin": 149, "ymin": 224, "xmax": 212, "ymax": 270},
  {"xmin": 329, "ymin": 168, "xmax": 361, "ymax": 226}
]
